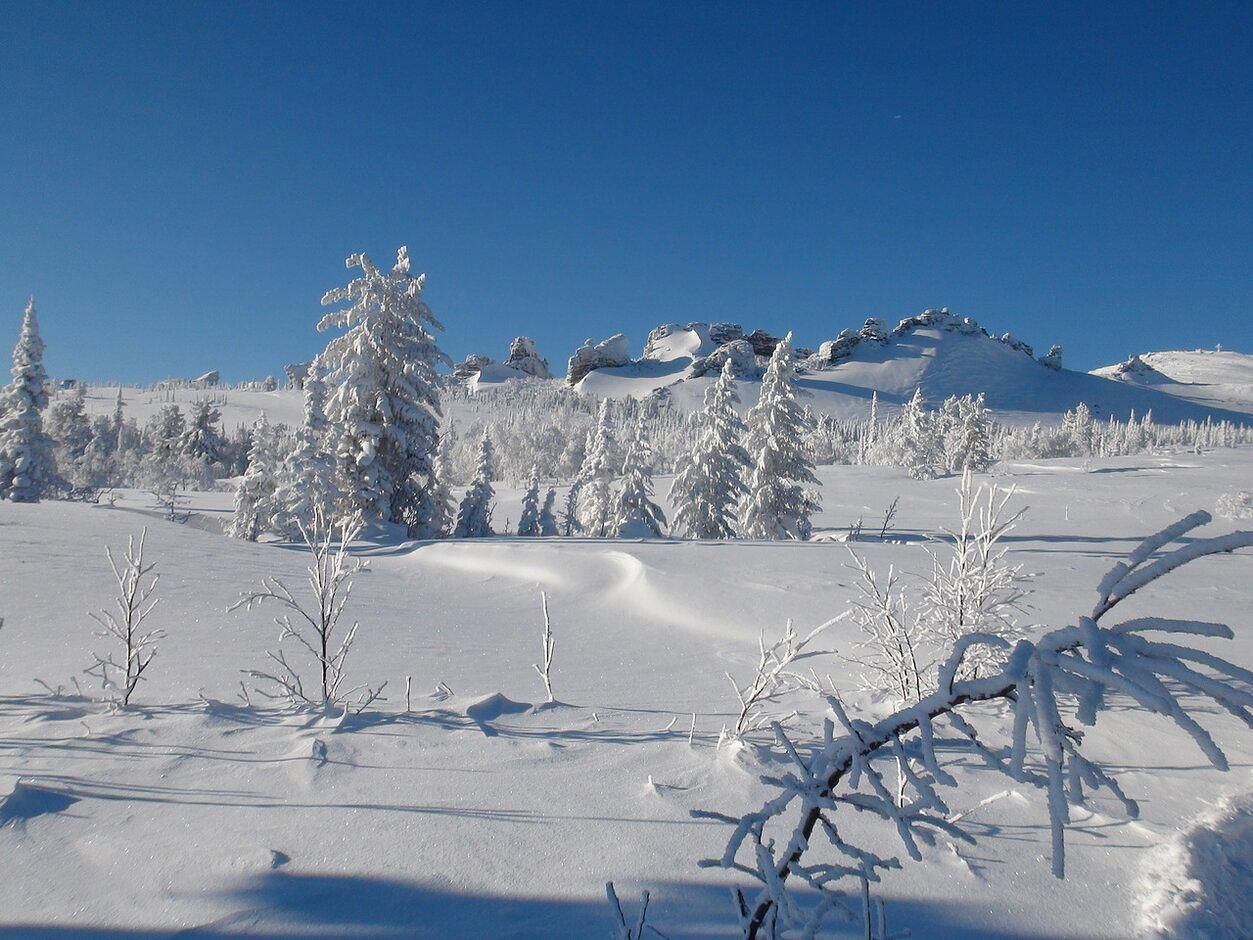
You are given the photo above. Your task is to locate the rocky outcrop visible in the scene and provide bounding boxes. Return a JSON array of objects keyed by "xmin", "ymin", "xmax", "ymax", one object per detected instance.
[
  {"xmin": 690, "ymin": 339, "xmax": 759, "ymax": 378},
  {"xmin": 453, "ymin": 353, "xmax": 495, "ymax": 380},
  {"xmin": 745, "ymin": 330, "xmax": 781, "ymax": 358},
  {"xmin": 284, "ymin": 362, "xmax": 310, "ymax": 389},
  {"xmin": 1040, "ymin": 345, "xmax": 1064, "ymax": 371},
  {"xmin": 505, "ymin": 336, "xmax": 551, "ymax": 379},
  {"xmin": 566, "ymin": 334, "xmax": 631, "ymax": 385}
]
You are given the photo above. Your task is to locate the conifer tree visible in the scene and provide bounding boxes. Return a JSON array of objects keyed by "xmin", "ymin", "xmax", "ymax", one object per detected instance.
[
  {"xmin": 898, "ymin": 388, "xmax": 943, "ymax": 480},
  {"xmin": 613, "ymin": 415, "xmax": 667, "ymax": 538},
  {"xmin": 272, "ymin": 361, "xmax": 340, "ymax": 538},
  {"xmin": 230, "ymin": 414, "xmax": 283, "ymax": 541},
  {"xmin": 0, "ymin": 299, "xmax": 56, "ymax": 502},
  {"xmin": 670, "ymin": 359, "xmax": 750, "ymax": 539},
  {"xmin": 454, "ymin": 430, "xmax": 496, "ymax": 538},
  {"xmin": 539, "ymin": 487, "xmax": 559, "ymax": 536},
  {"xmin": 577, "ymin": 399, "xmax": 619, "ymax": 537},
  {"xmin": 318, "ymin": 247, "xmax": 450, "ymax": 532},
  {"xmin": 517, "ymin": 464, "xmax": 543, "ymax": 536},
  {"xmin": 739, "ymin": 333, "xmax": 820, "ymax": 540},
  {"xmin": 47, "ymin": 385, "xmax": 93, "ymax": 487}
]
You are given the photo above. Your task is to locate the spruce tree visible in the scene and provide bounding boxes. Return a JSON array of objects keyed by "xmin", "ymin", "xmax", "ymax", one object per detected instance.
[
  {"xmin": 739, "ymin": 333, "xmax": 820, "ymax": 540},
  {"xmin": 613, "ymin": 415, "xmax": 667, "ymax": 538},
  {"xmin": 539, "ymin": 487, "xmax": 559, "ymax": 536},
  {"xmin": 670, "ymin": 359, "xmax": 749, "ymax": 539},
  {"xmin": 318, "ymin": 247, "xmax": 450, "ymax": 532},
  {"xmin": 454, "ymin": 431, "xmax": 496, "ymax": 538},
  {"xmin": 517, "ymin": 464, "xmax": 543, "ymax": 536},
  {"xmin": 899, "ymin": 388, "xmax": 943, "ymax": 480},
  {"xmin": 230, "ymin": 414, "xmax": 282, "ymax": 540},
  {"xmin": 272, "ymin": 361, "xmax": 340, "ymax": 538},
  {"xmin": 0, "ymin": 299, "xmax": 56, "ymax": 502},
  {"xmin": 577, "ymin": 399, "xmax": 618, "ymax": 536}
]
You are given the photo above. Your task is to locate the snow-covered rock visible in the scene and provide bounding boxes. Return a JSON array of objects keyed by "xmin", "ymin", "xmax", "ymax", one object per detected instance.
[
  {"xmin": 566, "ymin": 334, "xmax": 632, "ymax": 384},
  {"xmin": 690, "ymin": 338, "xmax": 759, "ymax": 379},
  {"xmin": 1040, "ymin": 345, "xmax": 1064, "ymax": 371}
]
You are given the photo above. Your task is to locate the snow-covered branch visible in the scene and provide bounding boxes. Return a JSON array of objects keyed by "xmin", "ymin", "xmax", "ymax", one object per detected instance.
[
  {"xmin": 232, "ymin": 509, "xmax": 385, "ymax": 714},
  {"xmin": 86, "ymin": 528, "xmax": 163, "ymax": 706},
  {"xmin": 696, "ymin": 511, "xmax": 1253, "ymax": 939}
]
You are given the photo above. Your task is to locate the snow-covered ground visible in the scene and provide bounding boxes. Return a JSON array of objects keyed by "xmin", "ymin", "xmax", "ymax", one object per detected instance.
[
  {"xmin": 3, "ymin": 451, "xmax": 1253, "ymax": 936},
  {"xmin": 1093, "ymin": 350, "xmax": 1253, "ymax": 417}
]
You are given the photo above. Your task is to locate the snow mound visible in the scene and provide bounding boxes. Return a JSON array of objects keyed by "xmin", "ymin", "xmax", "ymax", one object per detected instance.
[
  {"xmin": 1093, "ymin": 349, "xmax": 1253, "ymax": 416},
  {"xmin": 0, "ymin": 780, "xmax": 79, "ymax": 828},
  {"xmin": 1138, "ymin": 792, "xmax": 1253, "ymax": 938},
  {"xmin": 1098, "ymin": 354, "xmax": 1179, "ymax": 386},
  {"xmin": 463, "ymin": 692, "xmax": 532, "ymax": 724}
]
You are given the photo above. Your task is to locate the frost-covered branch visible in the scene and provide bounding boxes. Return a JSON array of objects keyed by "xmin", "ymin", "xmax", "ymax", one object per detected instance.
[
  {"xmin": 232, "ymin": 509, "xmax": 385, "ymax": 714},
  {"xmin": 533, "ymin": 590, "xmax": 556, "ymax": 703},
  {"xmin": 606, "ymin": 882, "xmax": 669, "ymax": 939},
  {"xmin": 86, "ymin": 528, "xmax": 163, "ymax": 706},
  {"xmin": 696, "ymin": 511, "xmax": 1253, "ymax": 939},
  {"xmin": 725, "ymin": 617, "xmax": 844, "ymax": 741}
]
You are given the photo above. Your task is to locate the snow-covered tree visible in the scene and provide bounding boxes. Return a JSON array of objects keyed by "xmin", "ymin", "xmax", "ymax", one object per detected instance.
[
  {"xmin": 561, "ymin": 481, "xmax": 581, "ymax": 536},
  {"xmin": 47, "ymin": 385, "xmax": 93, "ymax": 487},
  {"xmin": 0, "ymin": 299, "xmax": 56, "ymax": 502},
  {"xmin": 454, "ymin": 430, "xmax": 495, "ymax": 538},
  {"xmin": 1060, "ymin": 402, "xmax": 1094, "ymax": 456},
  {"xmin": 577, "ymin": 399, "xmax": 619, "ymax": 537},
  {"xmin": 177, "ymin": 399, "xmax": 227, "ymax": 469},
  {"xmin": 423, "ymin": 433, "xmax": 457, "ymax": 539},
  {"xmin": 670, "ymin": 359, "xmax": 750, "ymax": 539},
  {"xmin": 517, "ymin": 465, "xmax": 543, "ymax": 537},
  {"xmin": 230, "ymin": 415, "xmax": 283, "ymax": 541},
  {"xmin": 318, "ymin": 247, "xmax": 451, "ymax": 533},
  {"xmin": 897, "ymin": 387, "xmax": 943, "ymax": 480},
  {"xmin": 539, "ymin": 487, "xmax": 559, "ymax": 536},
  {"xmin": 613, "ymin": 415, "xmax": 667, "ymax": 538},
  {"xmin": 272, "ymin": 362, "xmax": 340, "ymax": 539},
  {"xmin": 740, "ymin": 333, "xmax": 820, "ymax": 540}
]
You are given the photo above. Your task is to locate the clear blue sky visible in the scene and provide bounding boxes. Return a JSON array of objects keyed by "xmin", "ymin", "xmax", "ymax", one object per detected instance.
[{"xmin": 2, "ymin": 1, "xmax": 1249, "ymax": 382}]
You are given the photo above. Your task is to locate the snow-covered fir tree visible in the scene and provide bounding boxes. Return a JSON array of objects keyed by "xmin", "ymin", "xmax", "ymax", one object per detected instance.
[
  {"xmin": 318, "ymin": 246, "xmax": 451, "ymax": 533},
  {"xmin": 561, "ymin": 481, "xmax": 581, "ymax": 536},
  {"xmin": 613, "ymin": 415, "xmax": 667, "ymax": 538},
  {"xmin": 424, "ymin": 433, "xmax": 457, "ymax": 539},
  {"xmin": 539, "ymin": 487, "xmax": 559, "ymax": 536},
  {"xmin": 453, "ymin": 430, "xmax": 495, "ymax": 538},
  {"xmin": 230, "ymin": 414, "xmax": 283, "ymax": 541},
  {"xmin": 47, "ymin": 385, "xmax": 93, "ymax": 487},
  {"xmin": 272, "ymin": 361, "xmax": 340, "ymax": 539},
  {"xmin": 577, "ymin": 399, "xmax": 619, "ymax": 537},
  {"xmin": 739, "ymin": 333, "xmax": 820, "ymax": 540},
  {"xmin": 177, "ymin": 399, "xmax": 227, "ymax": 469},
  {"xmin": 670, "ymin": 358, "xmax": 750, "ymax": 539},
  {"xmin": 898, "ymin": 387, "xmax": 943, "ymax": 480},
  {"xmin": 946, "ymin": 392, "xmax": 993, "ymax": 473},
  {"xmin": 0, "ymin": 299, "xmax": 56, "ymax": 502},
  {"xmin": 516, "ymin": 464, "xmax": 543, "ymax": 537}
]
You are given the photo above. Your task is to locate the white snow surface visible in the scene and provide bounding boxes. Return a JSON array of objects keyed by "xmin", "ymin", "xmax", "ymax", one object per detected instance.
[
  {"xmin": 1093, "ymin": 350, "xmax": 1253, "ymax": 416},
  {"xmin": 579, "ymin": 327, "xmax": 1253, "ymax": 423},
  {"xmin": 3, "ymin": 451, "xmax": 1253, "ymax": 935}
]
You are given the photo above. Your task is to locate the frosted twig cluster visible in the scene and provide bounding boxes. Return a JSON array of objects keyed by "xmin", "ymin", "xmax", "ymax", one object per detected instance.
[
  {"xmin": 726, "ymin": 617, "xmax": 844, "ymax": 741},
  {"xmin": 606, "ymin": 882, "xmax": 669, "ymax": 939},
  {"xmin": 86, "ymin": 528, "xmax": 163, "ymax": 707},
  {"xmin": 696, "ymin": 511, "xmax": 1253, "ymax": 939},
  {"xmin": 232, "ymin": 510, "xmax": 386, "ymax": 714}
]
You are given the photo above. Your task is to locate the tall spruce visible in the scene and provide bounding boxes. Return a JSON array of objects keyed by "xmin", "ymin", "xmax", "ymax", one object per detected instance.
[
  {"xmin": 318, "ymin": 247, "xmax": 450, "ymax": 533},
  {"xmin": 739, "ymin": 333, "xmax": 820, "ymax": 540},
  {"xmin": 0, "ymin": 299, "xmax": 56, "ymax": 502},
  {"xmin": 670, "ymin": 358, "xmax": 750, "ymax": 539}
]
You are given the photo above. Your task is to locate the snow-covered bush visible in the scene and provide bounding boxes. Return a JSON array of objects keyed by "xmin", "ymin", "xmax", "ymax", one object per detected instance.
[
  {"xmin": 232, "ymin": 511, "xmax": 385, "ymax": 714},
  {"xmin": 694, "ymin": 511, "xmax": 1253, "ymax": 939},
  {"xmin": 1216, "ymin": 491, "xmax": 1253, "ymax": 520},
  {"xmin": 724, "ymin": 619, "xmax": 837, "ymax": 742},
  {"xmin": 86, "ymin": 529, "xmax": 163, "ymax": 707}
]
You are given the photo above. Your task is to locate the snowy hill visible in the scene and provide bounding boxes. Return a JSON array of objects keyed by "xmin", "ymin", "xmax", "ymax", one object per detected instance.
[
  {"xmin": 1093, "ymin": 349, "xmax": 1253, "ymax": 416},
  {"xmin": 575, "ymin": 312, "xmax": 1253, "ymax": 424},
  {"xmin": 78, "ymin": 384, "xmax": 307, "ymax": 431}
]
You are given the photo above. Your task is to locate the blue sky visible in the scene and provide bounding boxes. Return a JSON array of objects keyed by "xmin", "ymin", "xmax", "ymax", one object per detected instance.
[{"xmin": 1, "ymin": 1, "xmax": 1249, "ymax": 382}]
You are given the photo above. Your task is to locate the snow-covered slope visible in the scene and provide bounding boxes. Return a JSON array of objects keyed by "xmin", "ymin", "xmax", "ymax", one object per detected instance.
[
  {"xmin": 77, "ymin": 384, "xmax": 307, "ymax": 431},
  {"xmin": 1093, "ymin": 349, "xmax": 1253, "ymax": 416},
  {"xmin": 578, "ymin": 317, "xmax": 1252, "ymax": 424},
  {"xmin": 3, "ymin": 451, "xmax": 1253, "ymax": 936}
]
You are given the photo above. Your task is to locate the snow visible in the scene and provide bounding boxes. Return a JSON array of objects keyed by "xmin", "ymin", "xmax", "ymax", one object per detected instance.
[
  {"xmin": 3, "ymin": 449, "xmax": 1253, "ymax": 935},
  {"xmin": 578, "ymin": 326, "xmax": 1253, "ymax": 425},
  {"xmin": 1093, "ymin": 350, "xmax": 1253, "ymax": 416}
]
